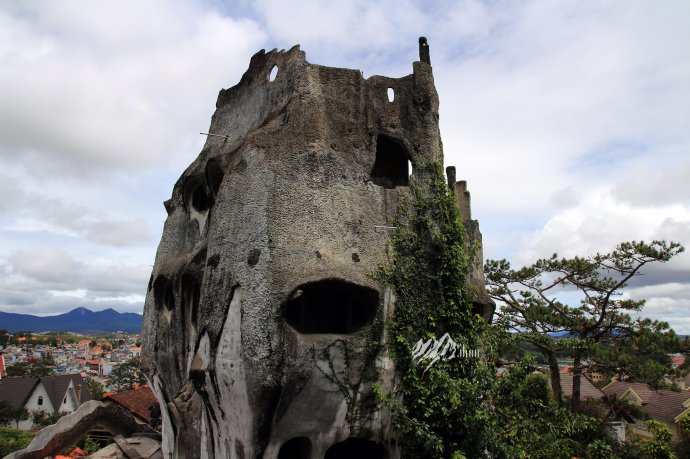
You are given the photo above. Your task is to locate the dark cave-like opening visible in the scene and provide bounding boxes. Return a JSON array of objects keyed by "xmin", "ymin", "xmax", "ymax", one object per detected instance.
[{"xmin": 283, "ymin": 279, "xmax": 378, "ymax": 334}]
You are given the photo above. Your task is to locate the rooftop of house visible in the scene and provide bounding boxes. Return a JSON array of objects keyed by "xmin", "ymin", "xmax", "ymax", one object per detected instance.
[
  {"xmin": 0, "ymin": 373, "xmax": 92, "ymax": 410},
  {"xmin": 603, "ymin": 381, "xmax": 690, "ymax": 422},
  {"xmin": 103, "ymin": 385, "xmax": 158, "ymax": 422},
  {"xmin": 0, "ymin": 377, "xmax": 39, "ymax": 409},
  {"xmin": 557, "ymin": 372, "xmax": 605, "ymax": 400},
  {"xmin": 602, "ymin": 381, "xmax": 657, "ymax": 403}
]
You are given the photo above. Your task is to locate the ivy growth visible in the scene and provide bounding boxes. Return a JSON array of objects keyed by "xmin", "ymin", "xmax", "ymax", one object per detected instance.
[
  {"xmin": 374, "ymin": 160, "xmax": 601, "ymax": 458},
  {"xmin": 374, "ymin": 160, "xmax": 491, "ymax": 457}
]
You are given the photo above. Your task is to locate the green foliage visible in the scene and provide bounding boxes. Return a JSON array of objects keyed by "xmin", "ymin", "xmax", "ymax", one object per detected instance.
[
  {"xmin": 679, "ymin": 413, "xmax": 690, "ymax": 434},
  {"xmin": 31, "ymin": 409, "xmax": 68, "ymax": 428},
  {"xmin": 83, "ymin": 377, "xmax": 104, "ymax": 401},
  {"xmin": 109, "ymin": 357, "xmax": 146, "ymax": 391},
  {"xmin": 5, "ymin": 357, "xmax": 55, "ymax": 378},
  {"xmin": 642, "ymin": 420, "xmax": 676, "ymax": 459},
  {"xmin": 375, "ymin": 161, "xmax": 487, "ymax": 457},
  {"xmin": 489, "ymin": 357, "xmax": 598, "ymax": 458},
  {"xmin": 375, "ymin": 161, "xmax": 602, "ymax": 458},
  {"xmin": 0, "ymin": 400, "xmax": 13, "ymax": 426},
  {"xmin": 675, "ymin": 413, "xmax": 690, "ymax": 459},
  {"xmin": 76, "ymin": 435, "xmax": 102, "ymax": 454},
  {"xmin": 0, "ymin": 402, "xmax": 29, "ymax": 429},
  {"xmin": 587, "ymin": 439, "xmax": 614, "ymax": 459},
  {"xmin": 486, "ymin": 240, "xmax": 684, "ymax": 407},
  {"xmin": 0, "ymin": 427, "xmax": 35, "ymax": 456}
]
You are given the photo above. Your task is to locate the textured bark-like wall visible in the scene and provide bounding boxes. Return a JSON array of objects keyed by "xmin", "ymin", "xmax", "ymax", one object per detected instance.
[{"xmin": 141, "ymin": 39, "xmax": 485, "ymax": 459}]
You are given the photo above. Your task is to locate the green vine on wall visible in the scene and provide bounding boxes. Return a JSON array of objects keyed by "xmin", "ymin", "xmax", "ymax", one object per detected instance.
[{"xmin": 374, "ymin": 160, "xmax": 494, "ymax": 458}]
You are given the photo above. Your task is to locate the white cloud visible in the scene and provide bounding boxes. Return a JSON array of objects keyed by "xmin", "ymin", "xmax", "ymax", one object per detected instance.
[
  {"xmin": 0, "ymin": 248, "xmax": 151, "ymax": 315},
  {"xmin": 0, "ymin": 1, "xmax": 266, "ymax": 175},
  {"xmin": 0, "ymin": 0, "xmax": 688, "ymax": 335}
]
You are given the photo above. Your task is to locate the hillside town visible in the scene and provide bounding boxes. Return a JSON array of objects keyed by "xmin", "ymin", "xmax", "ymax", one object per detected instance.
[{"xmin": 0, "ymin": 331, "xmax": 141, "ymax": 386}]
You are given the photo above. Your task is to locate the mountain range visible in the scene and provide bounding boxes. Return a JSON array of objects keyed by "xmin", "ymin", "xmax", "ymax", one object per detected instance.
[{"xmin": 0, "ymin": 307, "xmax": 143, "ymax": 333}]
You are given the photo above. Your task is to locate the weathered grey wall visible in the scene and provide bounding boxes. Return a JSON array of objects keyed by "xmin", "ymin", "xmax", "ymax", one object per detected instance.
[{"xmin": 141, "ymin": 39, "xmax": 489, "ymax": 459}]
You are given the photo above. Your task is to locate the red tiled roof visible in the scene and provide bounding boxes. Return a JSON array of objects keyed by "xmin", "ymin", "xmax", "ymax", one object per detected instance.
[
  {"xmin": 104, "ymin": 386, "xmax": 158, "ymax": 422},
  {"xmin": 671, "ymin": 356, "xmax": 685, "ymax": 366}
]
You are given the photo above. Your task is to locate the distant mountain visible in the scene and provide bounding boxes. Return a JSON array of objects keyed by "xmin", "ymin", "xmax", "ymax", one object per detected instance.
[{"xmin": 0, "ymin": 307, "xmax": 142, "ymax": 333}]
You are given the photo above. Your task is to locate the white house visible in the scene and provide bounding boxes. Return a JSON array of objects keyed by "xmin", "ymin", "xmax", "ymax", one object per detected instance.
[{"xmin": 0, "ymin": 374, "xmax": 91, "ymax": 430}]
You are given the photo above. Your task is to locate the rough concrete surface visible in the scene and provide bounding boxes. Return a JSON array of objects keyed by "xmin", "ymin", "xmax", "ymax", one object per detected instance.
[
  {"xmin": 141, "ymin": 37, "xmax": 492, "ymax": 459},
  {"xmin": 4, "ymin": 401, "xmax": 155, "ymax": 459}
]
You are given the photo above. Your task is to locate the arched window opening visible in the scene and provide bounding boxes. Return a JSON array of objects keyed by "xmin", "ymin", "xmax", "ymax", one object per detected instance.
[
  {"xmin": 182, "ymin": 275, "xmax": 201, "ymax": 332},
  {"xmin": 205, "ymin": 158, "xmax": 224, "ymax": 199},
  {"xmin": 37, "ymin": 396, "xmax": 43, "ymax": 406},
  {"xmin": 325, "ymin": 438, "xmax": 387, "ymax": 459},
  {"xmin": 387, "ymin": 87, "xmax": 394, "ymax": 102},
  {"xmin": 283, "ymin": 280, "xmax": 378, "ymax": 334},
  {"xmin": 370, "ymin": 135, "xmax": 410, "ymax": 189},
  {"xmin": 154, "ymin": 276, "xmax": 175, "ymax": 313},
  {"xmin": 184, "ymin": 179, "xmax": 209, "ymax": 214},
  {"xmin": 191, "ymin": 186, "xmax": 208, "ymax": 212},
  {"xmin": 278, "ymin": 437, "xmax": 311, "ymax": 459},
  {"xmin": 269, "ymin": 65, "xmax": 278, "ymax": 82}
]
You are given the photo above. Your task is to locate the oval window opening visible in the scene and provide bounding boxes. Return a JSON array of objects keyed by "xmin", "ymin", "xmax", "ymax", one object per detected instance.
[
  {"xmin": 269, "ymin": 65, "xmax": 278, "ymax": 82},
  {"xmin": 191, "ymin": 186, "xmax": 208, "ymax": 212},
  {"xmin": 325, "ymin": 438, "xmax": 387, "ymax": 459},
  {"xmin": 387, "ymin": 87, "xmax": 394, "ymax": 102},
  {"xmin": 278, "ymin": 437, "xmax": 311, "ymax": 459},
  {"xmin": 283, "ymin": 279, "xmax": 378, "ymax": 334},
  {"xmin": 154, "ymin": 276, "xmax": 175, "ymax": 313}
]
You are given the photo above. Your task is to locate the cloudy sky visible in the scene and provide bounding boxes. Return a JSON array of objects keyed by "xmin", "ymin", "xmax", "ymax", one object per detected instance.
[{"xmin": 1, "ymin": 1, "xmax": 689, "ymax": 333}]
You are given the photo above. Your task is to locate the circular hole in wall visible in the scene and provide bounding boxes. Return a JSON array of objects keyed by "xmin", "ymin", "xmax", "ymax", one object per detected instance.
[{"xmin": 269, "ymin": 65, "xmax": 278, "ymax": 82}]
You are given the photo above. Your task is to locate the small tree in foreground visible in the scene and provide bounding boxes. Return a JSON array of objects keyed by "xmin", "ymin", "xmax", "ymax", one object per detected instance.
[
  {"xmin": 485, "ymin": 240, "xmax": 684, "ymax": 409},
  {"xmin": 643, "ymin": 419, "xmax": 676, "ymax": 459},
  {"xmin": 31, "ymin": 409, "xmax": 67, "ymax": 429},
  {"xmin": 83, "ymin": 378, "xmax": 104, "ymax": 401}
]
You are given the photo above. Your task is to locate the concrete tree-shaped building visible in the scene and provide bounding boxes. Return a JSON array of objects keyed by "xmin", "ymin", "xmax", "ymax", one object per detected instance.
[{"xmin": 141, "ymin": 38, "xmax": 492, "ymax": 458}]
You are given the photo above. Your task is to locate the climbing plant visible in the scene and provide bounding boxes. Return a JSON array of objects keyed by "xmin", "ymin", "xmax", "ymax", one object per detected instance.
[
  {"xmin": 375, "ymin": 160, "xmax": 602, "ymax": 458},
  {"xmin": 374, "ymin": 160, "xmax": 492, "ymax": 457}
]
